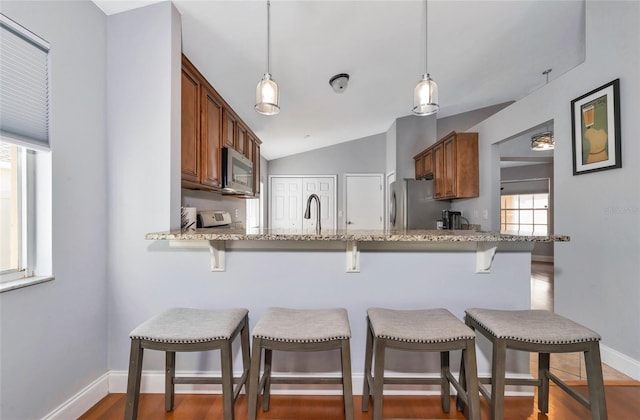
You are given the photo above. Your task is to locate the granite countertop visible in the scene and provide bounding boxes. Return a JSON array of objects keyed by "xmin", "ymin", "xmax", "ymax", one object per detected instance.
[{"xmin": 145, "ymin": 228, "xmax": 570, "ymax": 243}]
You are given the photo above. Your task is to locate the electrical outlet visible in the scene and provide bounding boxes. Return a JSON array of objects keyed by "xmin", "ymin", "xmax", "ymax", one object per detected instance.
[
  {"xmin": 482, "ymin": 209, "xmax": 489, "ymax": 220},
  {"xmin": 473, "ymin": 209, "xmax": 479, "ymax": 219},
  {"xmin": 234, "ymin": 208, "xmax": 239, "ymax": 219}
]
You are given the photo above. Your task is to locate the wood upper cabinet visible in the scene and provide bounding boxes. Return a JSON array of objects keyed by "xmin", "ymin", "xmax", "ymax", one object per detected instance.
[
  {"xmin": 181, "ymin": 61, "xmax": 201, "ymax": 184},
  {"xmin": 200, "ymin": 85, "xmax": 223, "ymax": 188},
  {"xmin": 181, "ymin": 54, "xmax": 263, "ymax": 194},
  {"xmin": 415, "ymin": 131, "xmax": 478, "ymax": 200},
  {"xmin": 433, "ymin": 143, "xmax": 445, "ymax": 198},
  {"xmin": 222, "ymin": 109, "xmax": 236, "ymax": 149},
  {"xmin": 237, "ymin": 122, "xmax": 247, "ymax": 156}
]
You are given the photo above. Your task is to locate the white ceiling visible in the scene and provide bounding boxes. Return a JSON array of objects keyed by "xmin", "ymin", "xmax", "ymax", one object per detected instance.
[{"xmin": 93, "ymin": 0, "xmax": 585, "ymax": 160}]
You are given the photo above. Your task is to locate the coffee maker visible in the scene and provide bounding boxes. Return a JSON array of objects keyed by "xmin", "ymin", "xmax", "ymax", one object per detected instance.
[{"xmin": 441, "ymin": 210, "xmax": 462, "ymax": 229}]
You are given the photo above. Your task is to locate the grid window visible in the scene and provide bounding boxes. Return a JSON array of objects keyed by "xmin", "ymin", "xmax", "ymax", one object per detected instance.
[{"xmin": 500, "ymin": 193, "xmax": 549, "ymax": 235}]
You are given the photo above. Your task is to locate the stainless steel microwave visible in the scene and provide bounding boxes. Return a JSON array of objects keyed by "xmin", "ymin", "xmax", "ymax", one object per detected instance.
[{"xmin": 221, "ymin": 147, "xmax": 253, "ymax": 195}]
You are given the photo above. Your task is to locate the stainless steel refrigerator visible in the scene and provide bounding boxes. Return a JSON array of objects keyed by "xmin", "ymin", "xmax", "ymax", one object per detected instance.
[{"xmin": 389, "ymin": 179, "xmax": 450, "ymax": 230}]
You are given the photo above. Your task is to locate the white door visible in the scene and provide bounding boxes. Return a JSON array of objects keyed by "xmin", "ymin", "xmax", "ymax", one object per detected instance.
[
  {"xmin": 302, "ymin": 177, "xmax": 336, "ymax": 232},
  {"xmin": 344, "ymin": 174, "xmax": 384, "ymax": 230},
  {"xmin": 270, "ymin": 177, "xmax": 303, "ymax": 229},
  {"xmin": 270, "ymin": 176, "xmax": 336, "ymax": 231}
]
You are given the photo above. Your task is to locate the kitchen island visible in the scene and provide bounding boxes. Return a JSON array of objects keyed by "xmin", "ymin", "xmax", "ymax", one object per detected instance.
[{"xmin": 141, "ymin": 228, "xmax": 569, "ymax": 395}]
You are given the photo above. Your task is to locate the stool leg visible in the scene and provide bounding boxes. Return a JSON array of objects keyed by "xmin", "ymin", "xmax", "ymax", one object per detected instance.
[
  {"xmin": 247, "ymin": 338, "xmax": 263, "ymax": 420},
  {"xmin": 456, "ymin": 347, "xmax": 467, "ymax": 412},
  {"xmin": 362, "ymin": 318, "xmax": 374, "ymax": 412},
  {"xmin": 240, "ymin": 318, "xmax": 251, "ymax": 396},
  {"xmin": 165, "ymin": 351, "xmax": 176, "ymax": 412},
  {"xmin": 440, "ymin": 351, "xmax": 451, "ymax": 413},
  {"xmin": 491, "ymin": 340, "xmax": 507, "ymax": 420},
  {"xmin": 221, "ymin": 341, "xmax": 235, "ymax": 420},
  {"xmin": 125, "ymin": 339, "xmax": 144, "ymax": 420},
  {"xmin": 584, "ymin": 342, "xmax": 608, "ymax": 420},
  {"xmin": 538, "ymin": 352, "xmax": 550, "ymax": 413},
  {"xmin": 262, "ymin": 348, "xmax": 273, "ymax": 411},
  {"xmin": 463, "ymin": 340, "xmax": 481, "ymax": 420},
  {"xmin": 372, "ymin": 338, "xmax": 386, "ymax": 420},
  {"xmin": 340, "ymin": 339, "xmax": 355, "ymax": 420}
]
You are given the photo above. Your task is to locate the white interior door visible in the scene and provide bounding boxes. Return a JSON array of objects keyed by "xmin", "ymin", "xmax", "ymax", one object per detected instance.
[
  {"xmin": 302, "ymin": 177, "xmax": 336, "ymax": 232},
  {"xmin": 270, "ymin": 177, "xmax": 303, "ymax": 229},
  {"xmin": 344, "ymin": 174, "xmax": 384, "ymax": 230},
  {"xmin": 270, "ymin": 176, "xmax": 336, "ymax": 231}
]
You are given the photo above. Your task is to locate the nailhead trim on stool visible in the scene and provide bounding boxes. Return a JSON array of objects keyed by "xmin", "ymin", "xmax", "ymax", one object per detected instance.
[
  {"xmin": 124, "ymin": 308, "xmax": 250, "ymax": 420},
  {"xmin": 247, "ymin": 307, "xmax": 354, "ymax": 420},
  {"xmin": 362, "ymin": 308, "xmax": 481, "ymax": 420},
  {"xmin": 464, "ymin": 308, "xmax": 607, "ymax": 420}
]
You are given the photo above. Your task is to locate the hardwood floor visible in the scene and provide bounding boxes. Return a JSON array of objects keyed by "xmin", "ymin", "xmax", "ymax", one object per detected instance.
[{"xmin": 80, "ymin": 386, "xmax": 640, "ymax": 419}]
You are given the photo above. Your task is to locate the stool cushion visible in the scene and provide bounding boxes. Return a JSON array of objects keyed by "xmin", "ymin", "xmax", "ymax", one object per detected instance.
[
  {"xmin": 465, "ymin": 308, "xmax": 601, "ymax": 344},
  {"xmin": 367, "ymin": 308, "xmax": 475, "ymax": 343},
  {"xmin": 129, "ymin": 308, "xmax": 248, "ymax": 343},
  {"xmin": 253, "ymin": 307, "xmax": 351, "ymax": 343}
]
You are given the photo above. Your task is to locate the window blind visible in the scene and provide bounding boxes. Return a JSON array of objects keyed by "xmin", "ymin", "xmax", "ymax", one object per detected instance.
[{"xmin": 0, "ymin": 14, "xmax": 50, "ymax": 151}]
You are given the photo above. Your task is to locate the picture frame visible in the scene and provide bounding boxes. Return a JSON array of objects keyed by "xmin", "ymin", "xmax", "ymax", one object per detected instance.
[{"xmin": 571, "ymin": 79, "xmax": 621, "ymax": 175}]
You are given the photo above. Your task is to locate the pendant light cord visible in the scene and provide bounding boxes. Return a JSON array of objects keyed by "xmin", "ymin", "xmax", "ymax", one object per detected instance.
[
  {"xmin": 425, "ymin": 0, "xmax": 428, "ymax": 74},
  {"xmin": 267, "ymin": 0, "xmax": 271, "ymax": 74}
]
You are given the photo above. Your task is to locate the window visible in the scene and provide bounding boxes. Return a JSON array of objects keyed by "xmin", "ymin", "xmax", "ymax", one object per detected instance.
[
  {"xmin": 0, "ymin": 14, "xmax": 52, "ymax": 291},
  {"xmin": 500, "ymin": 193, "xmax": 549, "ymax": 235}
]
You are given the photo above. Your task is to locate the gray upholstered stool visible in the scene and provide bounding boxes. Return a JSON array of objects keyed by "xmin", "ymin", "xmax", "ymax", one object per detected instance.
[
  {"xmin": 247, "ymin": 307, "xmax": 354, "ymax": 420},
  {"xmin": 463, "ymin": 308, "xmax": 607, "ymax": 420},
  {"xmin": 362, "ymin": 308, "xmax": 481, "ymax": 420},
  {"xmin": 124, "ymin": 308, "xmax": 250, "ymax": 420}
]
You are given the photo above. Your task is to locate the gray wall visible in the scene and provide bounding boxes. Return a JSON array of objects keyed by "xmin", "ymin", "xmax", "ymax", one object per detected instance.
[
  {"xmin": 393, "ymin": 114, "xmax": 437, "ymax": 180},
  {"xmin": 268, "ymin": 133, "xmax": 386, "ymax": 227},
  {"xmin": 437, "ymin": 102, "xmax": 513, "ymax": 140},
  {"xmin": 0, "ymin": 1, "xmax": 108, "ymax": 418},
  {"xmin": 453, "ymin": 1, "xmax": 640, "ymax": 376}
]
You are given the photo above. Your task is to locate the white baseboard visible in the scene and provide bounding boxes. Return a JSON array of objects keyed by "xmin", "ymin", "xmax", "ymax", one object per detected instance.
[
  {"xmin": 42, "ymin": 373, "xmax": 109, "ymax": 420},
  {"xmin": 531, "ymin": 255, "xmax": 554, "ymax": 263},
  {"xmin": 601, "ymin": 343, "xmax": 640, "ymax": 380}
]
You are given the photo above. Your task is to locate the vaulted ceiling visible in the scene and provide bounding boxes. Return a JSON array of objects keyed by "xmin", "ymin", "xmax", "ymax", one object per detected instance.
[{"xmin": 93, "ymin": 0, "xmax": 585, "ymax": 160}]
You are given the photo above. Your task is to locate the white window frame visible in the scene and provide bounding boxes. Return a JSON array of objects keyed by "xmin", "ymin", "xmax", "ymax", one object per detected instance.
[
  {"xmin": 0, "ymin": 14, "xmax": 53, "ymax": 292},
  {"xmin": 500, "ymin": 193, "xmax": 549, "ymax": 236}
]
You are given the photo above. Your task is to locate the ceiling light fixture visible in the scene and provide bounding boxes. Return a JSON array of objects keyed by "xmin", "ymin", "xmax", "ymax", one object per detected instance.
[
  {"xmin": 412, "ymin": 0, "xmax": 439, "ymax": 116},
  {"xmin": 329, "ymin": 73, "xmax": 350, "ymax": 93},
  {"xmin": 531, "ymin": 69, "xmax": 554, "ymax": 151},
  {"xmin": 255, "ymin": 0, "xmax": 280, "ymax": 115}
]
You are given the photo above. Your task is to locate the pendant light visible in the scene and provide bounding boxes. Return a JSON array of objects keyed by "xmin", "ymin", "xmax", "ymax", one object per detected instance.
[
  {"xmin": 255, "ymin": 0, "xmax": 280, "ymax": 115},
  {"xmin": 413, "ymin": 0, "xmax": 439, "ymax": 116},
  {"xmin": 531, "ymin": 69, "xmax": 554, "ymax": 151}
]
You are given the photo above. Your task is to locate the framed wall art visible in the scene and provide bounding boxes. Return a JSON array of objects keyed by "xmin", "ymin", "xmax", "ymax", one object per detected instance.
[{"xmin": 571, "ymin": 79, "xmax": 621, "ymax": 175}]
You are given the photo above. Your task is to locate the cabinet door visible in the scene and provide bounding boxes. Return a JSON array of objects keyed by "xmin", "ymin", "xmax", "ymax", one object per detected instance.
[
  {"xmin": 200, "ymin": 86, "xmax": 223, "ymax": 188},
  {"xmin": 443, "ymin": 136, "xmax": 457, "ymax": 198},
  {"xmin": 414, "ymin": 155, "xmax": 424, "ymax": 179},
  {"xmin": 422, "ymin": 149, "xmax": 433, "ymax": 178},
  {"xmin": 222, "ymin": 109, "xmax": 236, "ymax": 148},
  {"xmin": 433, "ymin": 143, "xmax": 444, "ymax": 198},
  {"xmin": 253, "ymin": 142, "xmax": 261, "ymax": 196},
  {"xmin": 181, "ymin": 65, "xmax": 200, "ymax": 184},
  {"xmin": 237, "ymin": 123, "xmax": 247, "ymax": 156}
]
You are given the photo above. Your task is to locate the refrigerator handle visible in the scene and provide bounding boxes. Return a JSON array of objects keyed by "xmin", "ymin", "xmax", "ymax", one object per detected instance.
[{"xmin": 390, "ymin": 191, "xmax": 397, "ymax": 227}]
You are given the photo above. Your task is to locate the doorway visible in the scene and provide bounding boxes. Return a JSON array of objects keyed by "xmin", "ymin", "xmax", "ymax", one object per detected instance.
[{"xmin": 343, "ymin": 173, "xmax": 384, "ymax": 230}]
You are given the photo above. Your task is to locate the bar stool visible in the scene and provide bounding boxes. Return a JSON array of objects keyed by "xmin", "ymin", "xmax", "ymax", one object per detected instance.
[
  {"xmin": 362, "ymin": 308, "xmax": 481, "ymax": 420},
  {"xmin": 247, "ymin": 307, "xmax": 354, "ymax": 420},
  {"xmin": 463, "ymin": 308, "xmax": 607, "ymax": 420},
  {"xmin": 124, "ymin": 308, "xmax": 250, "ymax": 420}
]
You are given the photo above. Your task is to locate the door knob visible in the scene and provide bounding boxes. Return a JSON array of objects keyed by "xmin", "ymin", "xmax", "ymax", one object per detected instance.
[{"xmin": 347, "ymin": 221, "xmax": 353, "ymax": 225}]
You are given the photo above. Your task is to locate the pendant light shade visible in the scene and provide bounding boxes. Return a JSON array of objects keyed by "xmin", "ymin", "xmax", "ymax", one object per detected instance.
[
  {"xmin": 413, "ymin": 0, "xmax": 439, "ymax": 116},
  {"xmin": 413, "ymin": 73, "xmax": 439, "ymax": 116},
  {"xmin": 256, "ymin": 73, "xmax": 279, "ymax": 115},
  {"xmin": 255, "ymin": 0, "xmax": 280, "ymax": 115}
]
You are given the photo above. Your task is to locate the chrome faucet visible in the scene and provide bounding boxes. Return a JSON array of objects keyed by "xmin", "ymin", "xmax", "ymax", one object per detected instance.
[{"xmin": 304, "ymin": 194, "xmax": 321, "ymax": 234}]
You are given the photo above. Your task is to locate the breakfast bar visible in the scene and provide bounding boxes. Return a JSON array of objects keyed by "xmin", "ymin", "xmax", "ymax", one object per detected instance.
[{"xmin": 143, "ymin": 229, "xmax": 570, "ymax": 394}]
